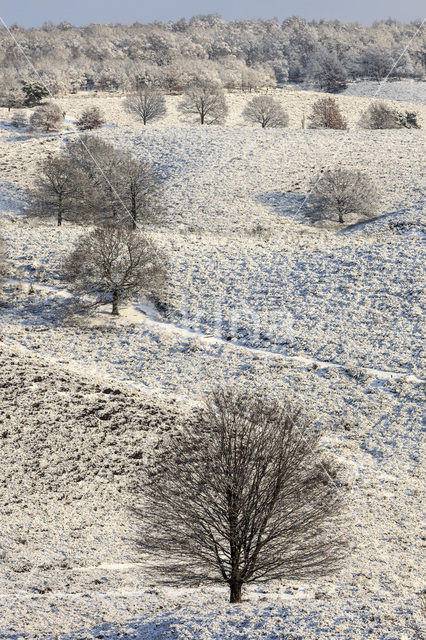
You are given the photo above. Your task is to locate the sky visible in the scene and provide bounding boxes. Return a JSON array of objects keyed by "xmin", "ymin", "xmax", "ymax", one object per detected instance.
[{"xmin": 0, "ymin": 0, "xmax": 424, "ymax": 28}]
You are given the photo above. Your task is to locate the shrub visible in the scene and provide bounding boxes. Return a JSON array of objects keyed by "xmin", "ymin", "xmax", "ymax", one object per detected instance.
[
  {"xmin": 29, "ymin": 102, "xmax": 63, "ymax": 132},
  {"xmin": 75, "ymin": 106, "xmax": 104, "ymax": 130},
  {"xmin": 359, "ymin": 101, "xmax": 401, "ymax": 129},
  {"xmin": 308, "ymin": 96, "xmax": 347, "ymax": 130}
]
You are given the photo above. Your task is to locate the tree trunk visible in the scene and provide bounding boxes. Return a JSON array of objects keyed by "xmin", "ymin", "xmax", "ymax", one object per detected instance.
[
  {"xmin": 58, "ymin": 193, "xmax": 63, "ymax": 226},
  {"xmin": 229, "ymin": 581, "xmax": 242, "ymax": 603},
  {"xmin": 338, "ymin": 212, "xmax": 344, "ymax": 223},
  {"xmin": 131, "ymin": 193, "xmax": 137, "ymax": 230},
  {"xmin": 112, "ymin": 289, "xmax": 119, "ymax": 315}
]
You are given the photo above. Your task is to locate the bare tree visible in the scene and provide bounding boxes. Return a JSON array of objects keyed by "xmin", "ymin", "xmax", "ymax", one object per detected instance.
[
  {"xmin": 306, "ymin": 167, "xmax": 379, "ymax": 224},
  {"xmin": 64, "ymin": 136, "xmax": 163, "ymax": 227},
  {"xmin": 125, "ymin": 87, "xmax": 167, "ymax": 125},
  {"xmin": 27, "ymin": 154, "xmax": 86, "ymax": 226},
  {"xmin": 29, "ymin": 102, "xmax": 63, "ymax": 132},
  {"xmin": 178, "ymin": 83, "xmax": 228, "ymax": 125},
  {"xmin": 133, "ymin": 388, "xmax": 348, "ymax": 603},
  {"xmin": 242, "ymin": 95, "xmax": 289, "ymax": 128},
  {"xmin": 308, "ymin": 96, "xmax": 347, "ymax": 130},
  {"xmin": 114, "ymin": 153, "xmax": 163, "ymax": 229},
  {"xmin": 63, "ymin": 225, "xmax": 167, "ymax": 315},
  {"xmin": 64, "ymin": 136, "xmax": 130, "ymax": 222},
  {"xmin": 75, "ymin": 106, "xmax": 105, "ymax": 130}
]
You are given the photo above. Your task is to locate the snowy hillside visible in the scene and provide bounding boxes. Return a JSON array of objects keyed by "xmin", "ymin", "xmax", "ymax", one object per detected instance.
[{"xmin": 0, "ymin": 88, "xmax": 425, "ymax": 639}]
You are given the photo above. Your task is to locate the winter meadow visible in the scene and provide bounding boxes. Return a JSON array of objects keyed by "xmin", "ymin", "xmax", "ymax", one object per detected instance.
[{"xmin": 0, "ymin": 11, "xmax": 425, "ymax": 640}]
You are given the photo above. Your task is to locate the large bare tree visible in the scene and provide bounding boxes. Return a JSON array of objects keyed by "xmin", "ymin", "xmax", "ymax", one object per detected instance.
[
  {"xmin": 64, "ymin": 136, "xmax": 162, "ymax": 227},
  {"xmin": 178, "ymin": 83, "xmax": 228, "ymax": 125},
  {"xmin": 125, "ymin": 87, "xmax": 167, "ymax": 125},
  {"xmin": 306, "ymin": 167, "xmax": 379, "ymax": 224},
  {"xmin": 63, "ymin": 225, "xmax": 167, "ymax": 315},
  {"xmin": 133, "ymin": 388, "xmax": 348, "ymax": 603},
  {"xmin": 242, "ymin": 95, "xmax": 289, "ymax": 128}
]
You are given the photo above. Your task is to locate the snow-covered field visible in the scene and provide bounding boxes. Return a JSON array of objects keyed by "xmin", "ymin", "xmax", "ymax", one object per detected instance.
[
  {"xmin": 343, "ymin": 80, "xmax": 426, "ymax": 104},
  {"xmin": 0, "ymin": 88, "xmax": 425, "ymax": 639}
]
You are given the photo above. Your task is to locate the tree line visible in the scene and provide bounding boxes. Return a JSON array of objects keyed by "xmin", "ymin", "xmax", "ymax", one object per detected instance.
[
  {"xmin": 10, "ymin": 83, "xmax": 421, "ymax": 132},
  {"xmin": 1, "ymin": 15, "xmax": 424, "ymax": 104}
]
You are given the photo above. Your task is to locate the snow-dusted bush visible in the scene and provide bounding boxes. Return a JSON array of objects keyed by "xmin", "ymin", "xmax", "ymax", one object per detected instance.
[
  {"xmin": 178, "ymin": 82, "xmax": 228, "ymax": 125},
  {"xmin": 75, "ymin": 106, "xmax": 105, "ymax": 130},
  {"xmin": 307, "ymin": 167, "xmax": 379, "ymax": 223},
  {"xmin": 29, "ymin": 102, "xmax": 63, "ymax": 132},
  {"xmin": 125, "ymin": 87, "xmax": 167, "ymax": 125},
  {"xmin": 63, "ymin": 225, "xmax": 167, "ymax": 315},
  {"xmin": 133, "ymin": 388, "xmax": 347, "ymax": 603},
  {"xmin": 242, "ymin": 95, "xmax": 289, "ymax": 128},
  {"xmin": 359, "ymin": 101, "xmax": 401, "ymax": 129},
  {"xmin": 308, "ymin": 96, "xmax": 347, "ymax": 130}
]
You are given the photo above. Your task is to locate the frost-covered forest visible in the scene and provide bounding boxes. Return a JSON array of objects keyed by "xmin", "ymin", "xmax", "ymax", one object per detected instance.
[{"xmin": 1, "ymin": 16, "xmax": 425, "ymax": 98}]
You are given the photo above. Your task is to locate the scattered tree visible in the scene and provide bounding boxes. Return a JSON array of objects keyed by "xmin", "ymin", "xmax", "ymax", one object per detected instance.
[
  {"xmin": 21, "ymin": 81, "xmax": 49, "ymax": 107},
  {"xmin": 306, "ymin": 167, "xmax": 379, "ymax": 224},
  {"xmin": 242, "ymin": 95, "xmax": 289, "ymax": 128},
  {"xmin": 63, "ymin": 224, "xmax": 167, "ymax": 315},
  {"xmin": 178, "ymin": 83, "xmax": 228, "ymax": 125},
  {"xmin": 27, "ymin": 154, "xmax": 84, "ymax": 226},
  {"xmin": 308, "ymin": 96, "xmax": 347, "ymax": 130},
  {"xmin": 113, "ymin": 154, "xmax": 163, "ymax": 229},
  {"xmin": 64, "ymin": 136, "xmax": 163, "ymax": 227},
  {"xmin": 359, "ymin": 101, "xmax": 401, "ymax": 129},
  {"xmin": 125, "ymin": 87, "xmax": 167, "ymax": 125},
  {"xmin": 29, "ymin": 102, "xmax": 63, "ymax": 132},
  {"xmin": 75, "ymin": 106, "xmax": 105, "ymax": 130},
  {"xmin": 133, "ymin": 388, "xmax": 348, "ymax": 603}
]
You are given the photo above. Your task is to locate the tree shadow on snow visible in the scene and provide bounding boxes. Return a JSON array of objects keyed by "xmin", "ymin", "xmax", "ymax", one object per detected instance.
[
  {"xmin": 256, "ymin": 191, "xmax": 308, "ymax": 223},
  {"xmin": 38, "ymin": 614, "xmax": 183, "ymax": 640},
  {"xmin": 0, "ymin": 180, "xmax": 28, "ymax": 214}
]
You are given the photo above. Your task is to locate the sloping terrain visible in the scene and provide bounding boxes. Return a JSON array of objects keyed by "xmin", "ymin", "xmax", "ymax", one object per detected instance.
[
  {"xmin": 0, "ymin": 341, "xmax": 424, "ymax": 639},
  {"xmin": 0, "ymin": 88, "xmax": 425, "ymax": 638}
]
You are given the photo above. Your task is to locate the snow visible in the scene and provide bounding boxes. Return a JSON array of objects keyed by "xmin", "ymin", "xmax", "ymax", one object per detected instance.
[{"xmin": 0, "ymin": 87, "xmax": 425, "ymax": 639}]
